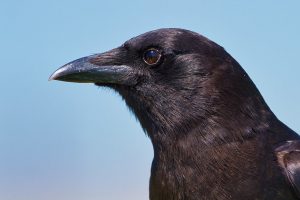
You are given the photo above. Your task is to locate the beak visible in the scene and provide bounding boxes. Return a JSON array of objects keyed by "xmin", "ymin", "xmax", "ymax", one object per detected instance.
[{"xmin": 49, "ymin": 49, "xmax": 136, "ymax": 85}]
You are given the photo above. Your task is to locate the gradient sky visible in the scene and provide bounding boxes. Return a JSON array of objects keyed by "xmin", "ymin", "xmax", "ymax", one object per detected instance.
[{"xmin": 1, "ymin": 1, "xmax": 299, "ymax": 200}]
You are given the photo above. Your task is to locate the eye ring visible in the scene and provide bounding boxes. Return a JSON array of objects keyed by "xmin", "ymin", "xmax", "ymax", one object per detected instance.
[{"xmin": 143, "ymin": 48, "xmax": 162, "ymax": 65}]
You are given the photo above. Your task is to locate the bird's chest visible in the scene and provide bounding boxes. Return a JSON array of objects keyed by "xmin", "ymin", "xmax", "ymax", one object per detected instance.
[{"xmin": 149, "ymin": 144, "xmax": 272, "ymax": 200}]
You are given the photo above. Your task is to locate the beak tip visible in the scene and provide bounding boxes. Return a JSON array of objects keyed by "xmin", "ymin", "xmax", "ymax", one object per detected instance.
[
  {"xmin": 49, "ymin": 65, "xmax": 69, "ymax": 81},
  {"xmin": 48, "ymin": 75, "xmax": 54, "ymax": 81},
  {"xmin": 48, "ymin": 72, "xmax": 58, "ymax": 81}
]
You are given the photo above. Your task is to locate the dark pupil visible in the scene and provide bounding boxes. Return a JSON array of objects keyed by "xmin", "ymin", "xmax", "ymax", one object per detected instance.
[{"xmin": 145, "ymin": 50, "xmax": 159, "ymax": 64}]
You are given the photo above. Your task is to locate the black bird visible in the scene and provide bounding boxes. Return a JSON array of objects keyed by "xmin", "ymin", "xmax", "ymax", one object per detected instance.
[{"xmin": 50, "ymin": 28, "xmax": 300, "ymax": 200}]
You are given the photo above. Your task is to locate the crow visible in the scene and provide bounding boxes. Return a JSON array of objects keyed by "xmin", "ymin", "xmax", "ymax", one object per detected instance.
[{"xmin": 50, "ymin": 28, "xmax": 300, "ymax": 200}]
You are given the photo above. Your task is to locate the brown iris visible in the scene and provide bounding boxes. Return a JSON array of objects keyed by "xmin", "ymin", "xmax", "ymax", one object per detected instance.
[{"xmin": 143, "ymin": 48, "xmax": 161, "ymax": 65}]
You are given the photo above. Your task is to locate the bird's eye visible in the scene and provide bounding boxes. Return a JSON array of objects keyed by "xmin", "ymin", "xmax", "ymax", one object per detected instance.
[{"xmin": 143, "ymin": 48, "xmax": 161, "ymax": 65}]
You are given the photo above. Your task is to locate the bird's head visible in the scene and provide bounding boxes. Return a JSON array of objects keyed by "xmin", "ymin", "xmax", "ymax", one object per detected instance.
[{"xmin": 50, "ymin": 28, "xmax": 271, "ymax": 144}]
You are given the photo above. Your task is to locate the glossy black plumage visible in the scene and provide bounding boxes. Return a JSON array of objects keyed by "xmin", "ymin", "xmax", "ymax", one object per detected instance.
[
  {"xmin": 276, "ymin": 141, "xmax": 300, "ymax": 198},
  {"xmin": 50, "ymin": 28, "xmax": 300, "ymax": 200}
]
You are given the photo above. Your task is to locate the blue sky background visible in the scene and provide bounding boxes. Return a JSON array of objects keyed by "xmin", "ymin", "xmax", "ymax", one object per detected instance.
[{"xmin": 0, "ymin": 1, "xmax": 299, "ymax": 200}]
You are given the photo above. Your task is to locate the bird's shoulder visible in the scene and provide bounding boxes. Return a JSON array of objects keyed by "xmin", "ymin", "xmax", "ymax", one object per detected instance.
[{"xmin": 276, "ymin": 140, "xmax": 300, "ymax": 198}]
